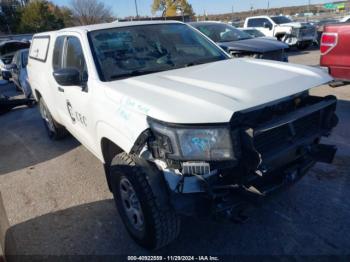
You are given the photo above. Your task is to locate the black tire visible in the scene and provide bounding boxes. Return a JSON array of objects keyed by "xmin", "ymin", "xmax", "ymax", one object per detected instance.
[
  {"xmin": 296, "ymin": 42, "xmax": 311, "ymax": 50},
  {"xmin": 39, "ymin": 97, "xmax": 67, "ymax": 140},
  {"xmin": 110, "ymin": 152, "xmax": 180, "ymax": 250}
]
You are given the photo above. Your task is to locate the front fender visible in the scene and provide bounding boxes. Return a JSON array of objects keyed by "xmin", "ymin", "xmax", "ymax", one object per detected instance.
[
  {"xmin": 96, "ymin": 122, "xmax": 136, "ymax": 162},
  {"xmin": 95, "ymin": 111, "xmax": 149, "ymax": 163}
]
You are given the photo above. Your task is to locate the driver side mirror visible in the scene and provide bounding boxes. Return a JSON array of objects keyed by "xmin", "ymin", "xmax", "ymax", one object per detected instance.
[
  {"xmin": 263, "ymin": 22, "xmax": 272, "ymax": 30},
  {"xmin": 53, "ymin": 68, "xmax": 82, "ymax": 86}
]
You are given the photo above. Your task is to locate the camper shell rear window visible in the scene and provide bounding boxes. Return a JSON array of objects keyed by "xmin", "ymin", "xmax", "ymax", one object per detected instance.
[{"xmin": 29, "ymin": 35, "xmax": 50, "ymax": 62}]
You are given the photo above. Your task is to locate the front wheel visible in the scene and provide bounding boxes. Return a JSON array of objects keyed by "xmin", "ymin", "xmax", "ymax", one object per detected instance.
[
  {"xmin": 110, "ymin": 153, "xmax": 180, "ymax": 250},
  {"xmin": 296, "ymin": 42, "xmax": 311, "ymax": 50},
  {"xmin": 39, "ymin": 97, "xmax": 67, "ymax": 140}
]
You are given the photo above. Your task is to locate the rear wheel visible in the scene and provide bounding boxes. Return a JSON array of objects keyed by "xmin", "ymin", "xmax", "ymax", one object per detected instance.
[
  {"xmin": 39, "ymin": 97, "xmax": 67, "ymax": 140},
  {"xmin": 110, "ymin": 152, "xmax": 180, "ymax": 250}
]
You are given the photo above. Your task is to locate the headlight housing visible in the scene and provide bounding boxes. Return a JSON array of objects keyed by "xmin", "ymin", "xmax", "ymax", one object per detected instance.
[{"xmin": 148, "ymin": 118, "xmax": 236, "ymax": 161}]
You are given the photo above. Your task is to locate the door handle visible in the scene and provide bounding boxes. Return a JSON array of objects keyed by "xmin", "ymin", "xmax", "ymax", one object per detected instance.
[{"xmin": 58, "ymin": 86, "xmax": 64, "ymax": 92}]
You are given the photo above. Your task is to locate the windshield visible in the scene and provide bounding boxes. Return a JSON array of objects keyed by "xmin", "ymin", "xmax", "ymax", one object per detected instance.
[
  {"xmin": 243, "ymin": 29, "xmax": 265, "ymax": 38},
  {"xmin": 194, "ymin": 23, "xmax": 252, "ymax": 42},
  {"xmin": 89, "ymin": 23, "xmax": 228, "ymax": 81},
  {"xmin": 271, "ymin": 16, "xmax": 293, "ymax": 25}
]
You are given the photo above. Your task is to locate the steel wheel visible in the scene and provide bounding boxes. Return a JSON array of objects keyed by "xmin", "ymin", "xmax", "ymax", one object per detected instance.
[{"xmin": 119, "ymin": 177, "xmax": 145, "ymax": 232}]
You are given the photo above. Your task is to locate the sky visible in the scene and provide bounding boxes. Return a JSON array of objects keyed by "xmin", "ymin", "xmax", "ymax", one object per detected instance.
[{"xmin": 51, "ymin": 0, "xmax": 335, "ymax": 18}]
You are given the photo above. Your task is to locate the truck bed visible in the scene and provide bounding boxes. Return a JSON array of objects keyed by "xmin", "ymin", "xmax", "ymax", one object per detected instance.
[{"xmin": 320, "ymin": 23, "xmax": 350, "ymax": 82}]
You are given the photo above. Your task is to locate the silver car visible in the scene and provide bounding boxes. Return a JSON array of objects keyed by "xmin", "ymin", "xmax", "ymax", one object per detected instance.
[{"xmin": 11, "ymin": 49, "xmax": 32, "ymax": 98}]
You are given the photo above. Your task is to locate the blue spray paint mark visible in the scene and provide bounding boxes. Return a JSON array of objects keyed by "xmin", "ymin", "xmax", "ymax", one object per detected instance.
[{"xmin": 191, "ymin": 137, "xmax": 209, "ymax": 151}]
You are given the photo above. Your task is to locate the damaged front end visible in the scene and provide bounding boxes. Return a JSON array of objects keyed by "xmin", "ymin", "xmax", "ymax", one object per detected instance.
[{"xmin": 146, "ymin": 94, "xmax": 338, "ymax": 221}]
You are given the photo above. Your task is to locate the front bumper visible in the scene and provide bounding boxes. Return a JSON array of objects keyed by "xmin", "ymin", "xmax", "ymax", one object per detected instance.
[
  {"xmin": 230, "ymin": 49, "xmax": 288, "ymax": 62},
  {"xmin": 162, "ymin": 95, "xmax": 338, "ymax": 220}
]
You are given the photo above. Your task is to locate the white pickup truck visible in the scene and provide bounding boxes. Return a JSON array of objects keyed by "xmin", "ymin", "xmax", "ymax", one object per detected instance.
[
  {"xmin": 28, "ymin": 21, "xmax": 338, "ymax": 249},
  {"xmin": 244, "ymin": 15, "xmax": 317, "ymax": 49}
]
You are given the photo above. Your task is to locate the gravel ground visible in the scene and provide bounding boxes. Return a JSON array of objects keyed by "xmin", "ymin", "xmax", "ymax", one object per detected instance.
[{"xmin": 0, "ymin": 49, "xmax": 349, "ymax": 258}]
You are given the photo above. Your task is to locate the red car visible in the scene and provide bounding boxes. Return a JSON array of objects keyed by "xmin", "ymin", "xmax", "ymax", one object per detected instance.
[{"xmin": 320, "ymin": 23, "xmax": 350, "ymax": 83}]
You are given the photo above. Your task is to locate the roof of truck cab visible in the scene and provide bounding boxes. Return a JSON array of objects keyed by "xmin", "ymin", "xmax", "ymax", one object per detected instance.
[
  {"xmin": 60, "ymin": 20, "xmax": 183, "ymax": 33},
  {"xmin": 246, "ymin": 16, "xmax": 270, "ymax": 19},
  {"xmin": 32, "ymin": 21, "xmax": 184, "ymax": 38}
]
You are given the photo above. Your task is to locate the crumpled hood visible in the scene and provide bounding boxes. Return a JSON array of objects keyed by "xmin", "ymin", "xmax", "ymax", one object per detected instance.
[
  {"xmin": 218, "ymin": 38, "xmax": 289, "ymax": 53},
  {"xmin": 104, "ymin": 59, "xmax": 332, "ymax": 124}
]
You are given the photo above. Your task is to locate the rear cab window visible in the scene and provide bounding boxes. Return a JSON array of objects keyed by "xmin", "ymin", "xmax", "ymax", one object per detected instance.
[
  {"xmin": 248, "ymin": 18, "xmax": 271, "ymax": 27},
  {"xmin": 29, "ymin": 36, "xmax": 50, "ymax": 62}
]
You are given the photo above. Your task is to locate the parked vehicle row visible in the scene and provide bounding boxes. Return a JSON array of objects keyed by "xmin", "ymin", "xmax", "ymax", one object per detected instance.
[
  {"xmin": 244, "ymin": 15, "xmax": 317, "ymax": 49},
  {"xmin": 191, "ymin": 22, "xmax": 289, "ymax": 62},
  {"xmin": 28, "ymin": 21, "xmax": 338, "ymax": 250}
]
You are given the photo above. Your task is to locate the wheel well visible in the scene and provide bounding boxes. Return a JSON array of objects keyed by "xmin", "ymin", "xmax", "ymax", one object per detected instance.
[
  {"xmin": 101, "ymin": 138, "xmax": 124, "ymax": 165},
  {"xmin": 34, "ymin": 89, "xmax": 41, "ymax": 100},
  {"xmin": 101, "ymin": 138, "xmax": 124, "ymax": 192}
]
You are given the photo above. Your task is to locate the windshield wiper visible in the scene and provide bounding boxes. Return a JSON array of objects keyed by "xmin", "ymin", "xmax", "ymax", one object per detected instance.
[
  {"xmin": 110, "ymin": 69, "xmax": 163, "ymax": 80},
  {"xmin": 184, "ymin": 62, "xmax": 196, "ymax": 67}
]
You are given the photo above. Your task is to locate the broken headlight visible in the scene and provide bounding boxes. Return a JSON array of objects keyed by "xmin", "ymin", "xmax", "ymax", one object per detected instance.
[{"xmin": 148, "ymin": 118, "xmax": 235, "ymax": 161}]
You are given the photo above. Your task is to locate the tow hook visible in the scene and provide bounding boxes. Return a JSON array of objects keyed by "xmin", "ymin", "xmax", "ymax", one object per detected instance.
[{"xmin": 309, "ymin": 144, "xmax": 337, "ymax": 164}]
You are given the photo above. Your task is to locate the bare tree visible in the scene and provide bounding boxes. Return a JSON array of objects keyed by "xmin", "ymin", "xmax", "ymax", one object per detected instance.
[{"xmin": 70, "ymin": 0, "xmax": 112, "ymax": 25}]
